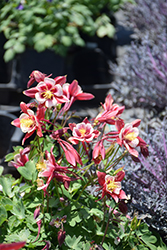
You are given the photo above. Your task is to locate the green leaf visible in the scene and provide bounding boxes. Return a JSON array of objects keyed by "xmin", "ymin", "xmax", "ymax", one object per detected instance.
[
  {"xmin": 4, "ymin": 48, "xmax": 15, "ymax": 62},
  {"xmin": 69, "ymin": 211, "xmax": 82, "ymax": 227},
  {"xmin": 5, "ymin": 228, "xmax": 30, "ymax": 243},
  {"xmin": 61, "ymin": 36, "xmax": 72, "ymax": 47},
  {"xmin": 69, "ymin": 182, "xmax": 82, "ymax": 194},
  {"xmin": 11, "ymin": 199, "xmax": 25, "ymax": 219},
  {"xmin": 13, "ymin": 42, "xmax": 25, "ymax": 53},
  {"xmin": 1, "ymin": 197, "xmax": 13, "ymax": 211},
  {"xmin": 0, "ymin": 166, "xmax": 4, "ymax": 176},
  {"xmin": 17, "ymin": 161, "xmax": 37, "ymax": 182},
  {"xmin": 0, "ymin": 176, "xmax": 14, "ymax": 197},
  {"xmin": 141, "ymin": 234, "xmax": 157, "ymax": 250},
  {"xmin": 65, "ymin": 235, "xmax": 83, "ymax": 249},
  {"xmin": 0, "ymin": 205, "xmax": 7, "ymax": 225},
  {"xmin": 89, "ymin": 208, "xmax": 103, "ymax": 220},
  {"xmin": 4, "ymin": 39, "xmax": 16, "ymax": 49},
  {"xmin": 70, "ymin": 12, "xmax": 85, "ymax": 26},
  {"xmin": 8, "ymin": 215, "xmax": 21, "ymax": 230}
]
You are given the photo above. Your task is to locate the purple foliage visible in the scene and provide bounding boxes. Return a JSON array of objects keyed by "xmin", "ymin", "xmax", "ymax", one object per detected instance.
[
  {"xmin": 122, "ymin": 117, "xmax": 167, "ymax": 240},
  {"xmin": 114, "ymin": 0, "xmax": 167, "ymax": 109},
  {"xmin": 116, "ymin": 34, "xmax": 167, "ymax": 108},
  {"xmin": 123, "ymin": 0, "xmax": 167, "ymax": 41}
]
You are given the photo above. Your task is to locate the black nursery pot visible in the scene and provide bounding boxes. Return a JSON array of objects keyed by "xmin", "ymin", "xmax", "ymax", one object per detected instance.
[{"xmin": 14, "ymin": 49, "xmax": 65, "ymax": 90}]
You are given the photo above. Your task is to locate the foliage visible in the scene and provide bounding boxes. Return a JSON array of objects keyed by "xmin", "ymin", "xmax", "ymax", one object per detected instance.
[
  {"xmin": 0, "ymin": 70, "xmax": 166, "ymax": 249},
  {"xmin": 0, "ymin": 0, "xmax": 131, "ymax": 62},
  {"xmin": 114, "ymin": 34, "xmax": 167, "ymax": 109},
  {"xmin": 112, "ymin": 0, "xmax": 167, "ymax": 109},
  {"xmin": 122, "ymin": 0, "xmax": 167, "ymax": 41},
  {"xmin": 122, "ymin": 116, "xmax": 167, "ymax": 244}
]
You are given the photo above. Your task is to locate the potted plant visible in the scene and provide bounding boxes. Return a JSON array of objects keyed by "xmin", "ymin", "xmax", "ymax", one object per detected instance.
[
  {"xmin": 0, "ymin": 0, "xmax": 132, "ymax": 93},
  {"xmin": 0, "ymin": 70, "xmax": 166, "ymax": 249}
]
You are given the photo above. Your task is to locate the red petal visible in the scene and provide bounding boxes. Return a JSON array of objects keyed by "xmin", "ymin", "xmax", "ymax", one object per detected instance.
[
  {"xmin": 97, "ymin": 171, "xmax": 106, "ymax": 186},
  {"xmin": 0, "ymin": 241, "xmax": 26, "ymax": 250},
  {"xmin": 115, "ymin": 170, "xmax": 125, "ymax": 182},
  {"xmin": 76, "ymin": 93, "xmax": 94, "ymax": 100}
]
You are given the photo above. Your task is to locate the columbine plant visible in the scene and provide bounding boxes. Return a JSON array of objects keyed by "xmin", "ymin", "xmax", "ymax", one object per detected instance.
[{"xmin": 0, "ymin": 70, "xmax": 166, "ymax": 249}]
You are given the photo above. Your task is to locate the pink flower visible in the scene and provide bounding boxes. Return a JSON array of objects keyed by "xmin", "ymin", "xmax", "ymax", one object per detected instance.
[
  {"xmin": 27, "ymin": 70, "xmax": 50, "ymax": 88},
  {"xmin": 11, "ymin": 102, "xmax": 45, "ymax": 144},
  {"xmin": 97, "ymin": 171, "xmax": 127, "ymax": 203},
  {"xmin": 50, "ymin": 131, "xmax": 83, "ymax": 167},
  {"xmin": 117, "ymin": 119, "xmax": 148, "ymax": 157},
  {"xmin": 37, "ymin": 147, "xmax": 79, "ymax": 194},
  {"xmin": 24, "ymin": 77, "xmax": 68, "ymax": 108},
  {"xmin": 92, "ymin": 140, "xmax": 105, "ymax": 164},
  {"xmin": 68, "ymin": 118, "xmax": 100, "ymax": 144},
  {"xmin": 62, "ymin": 80, "xmax": 94, "ymax": 111},
  {"xmin": 94, "ymin": 94, "xmax": 125, "ymax": 125},
  {"xmin": 0, "ymin": 241, "xmax": 26, "ymax": 250},
  {"xmin": 8, "ymin": 147, "xmax": 30, "ymax": 168}
]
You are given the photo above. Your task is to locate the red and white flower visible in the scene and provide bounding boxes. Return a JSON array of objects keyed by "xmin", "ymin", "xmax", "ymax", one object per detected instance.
[
  {"xmin": 97, "ymin": 170, "xmax": 127, "ymax": 203},
  {"xmin": 117, "ymin": 119, "xmax": 148, "ymax": 157},
  {"xmin": 37, "ymin": 147, "xmax": 79, "ymax": 194},
  {"xmin": 68, "ymin": 118, "xmax": 100, "ymax": 144},
  {"xmin": 62, "ymin": 80, "xmax": 94, "ymax": 111},
  {"xmin": 24, "ymin": 77, "xmax": 68, "ymax": 108},
  {"xmin": 94, "ymin": 94, "xmax": 125, "ymax": 125},
  {"xmin": 11, "ymin": 102, "xmax": 45, "ymax": 144},
  {"xmin": 8, "ymin": 147, "xmax": 30, "ymax": 168}
]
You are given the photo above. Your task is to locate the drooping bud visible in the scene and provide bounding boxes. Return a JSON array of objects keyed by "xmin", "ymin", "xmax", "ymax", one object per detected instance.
[{"xmin": 57, "ymin": 229, "xmax": 66, "ymax": 246}]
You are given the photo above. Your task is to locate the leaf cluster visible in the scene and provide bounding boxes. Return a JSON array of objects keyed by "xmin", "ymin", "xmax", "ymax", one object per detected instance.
[{"xmin": 0, "ymin": 0, "xmax": 129, "ymax": 62}]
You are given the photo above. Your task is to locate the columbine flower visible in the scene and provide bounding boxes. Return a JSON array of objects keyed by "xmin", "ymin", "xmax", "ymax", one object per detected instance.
[
  {"xmin": 27, "ymin": 70, "xmax": 49, "ymax": 88},
  {"xmin": 68, "ymin": 118, "xmax": 100, "ymax": 144},
  {"xmin": 57, "ymin": 229, "xmax": 66, "ymax": 246},
  {"xmin": 37, "ymin": 147, "xmax": 79, "ymax": 194},
  {"xmin": 116, "ymin": 119, "xmax": 148, "ymax": 158},
  {"xmin": 92, "ymin": 140, "xmax": 105, "ymax": 164},
  {"xmin": 94, "ymin": 94, "xmax": 125, "ymax": 125},
  {"xmin": 50, "ymin": 129, "xmax": 83, "ymax": 167},
  {"xmin": 11, "ymin": 102, "xmax": 45, "ymax": 144},
  {"xmin": 8, "ymin": 147, "xmax": 30, "ymax": 168},
  {"xmin": 97, "ymin": 171, "xmax": 127, "ymax": 203},
  {"xmin": 62, "ymin": 80, "xmax": 94, "ymax": 111},
  {"xmin": 24, "ymin": 77, "xmax": 68, "ymax": 108}
]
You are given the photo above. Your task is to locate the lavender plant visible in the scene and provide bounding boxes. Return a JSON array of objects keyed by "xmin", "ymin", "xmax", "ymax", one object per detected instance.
[{"xmin": 122, "ymin": 116, "xmax": 167, "ymax": 243}]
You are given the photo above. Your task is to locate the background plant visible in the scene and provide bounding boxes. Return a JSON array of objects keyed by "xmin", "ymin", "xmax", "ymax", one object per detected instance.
[{"xmin": 0, "ymin": 0, "xmax": 131, "ymax": 62}]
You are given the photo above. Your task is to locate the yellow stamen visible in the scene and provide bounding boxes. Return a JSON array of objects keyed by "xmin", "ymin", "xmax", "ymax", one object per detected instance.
[
  {"xmin": 79, "ymin": 128, "xmax": 86, "ymax": 136},
  {"xmin": 42, "ymin": 90, "xmax": 53, "ymax": 100},
  {"xmin": 124, "ymin": 132, "xmax": 136, "ymax": 141},
  {"xmin": 36, "ymin": 161, "xmax": 46, "ymax": 172},
  {"xmin": 106, "ymin": 179, "xmax": 118, "ymax": 191},
  {"xmin": 20, "ymin": 118, "xmax": 34, "ymax": 128}
]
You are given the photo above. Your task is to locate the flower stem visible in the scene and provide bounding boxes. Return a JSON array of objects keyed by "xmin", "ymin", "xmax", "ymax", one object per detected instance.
[{"xmin": 101, "ymin": 203, "xmax": 118, "ymax": 246}]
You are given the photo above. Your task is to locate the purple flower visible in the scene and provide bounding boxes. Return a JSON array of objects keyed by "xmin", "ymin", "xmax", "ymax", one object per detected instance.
[{"xmin": 16, "ymin": 4, "xmax": 24, "ymax": 10}]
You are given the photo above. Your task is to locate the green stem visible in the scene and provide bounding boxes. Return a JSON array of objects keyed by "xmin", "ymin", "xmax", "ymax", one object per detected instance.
[
  {"xmin": 101, "ymin": 203, "xmax": 118, "ymax": 246},
  {"xmin": 104, "ymin": 145, "xmax": 120, "ymax": 170},
  {"xmin": 106, "ymin": 150, "xmax": 128, "ymax": 173},
  {"xmin": 76, "ymin": 180, "xmax": 91, "ymax": 201},
  {"xmin": 54, "ymin": 179, "xmax": 64, "ymax": 207},
  {"xmin": 77, "ymin": 161, "xmax": 94, "ymax": 176},
  {"xmin": 42, "ymin": 190, "xmax": 45, "ymax": 227},
  {"xmin": 101, "ymin": 197, "xmax": 107, "ymax": 232}
]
